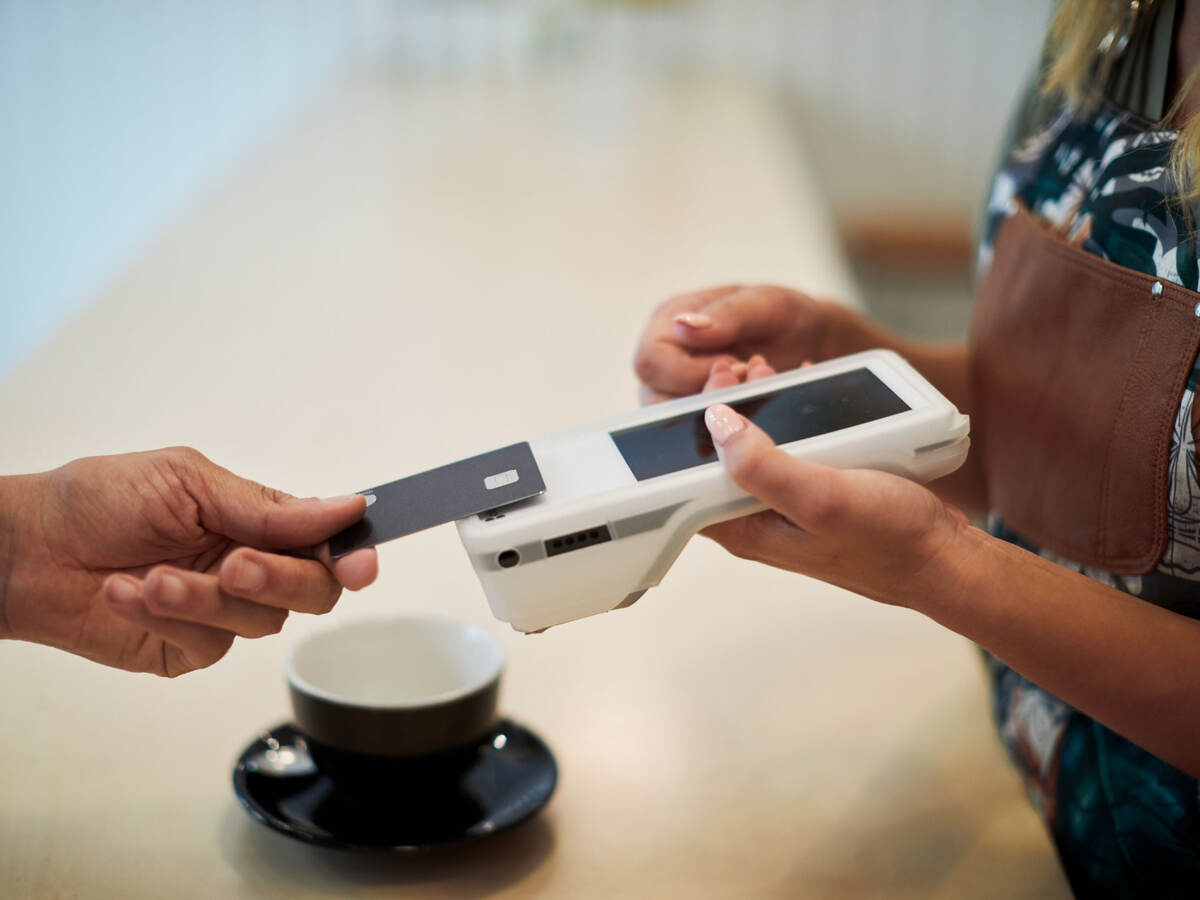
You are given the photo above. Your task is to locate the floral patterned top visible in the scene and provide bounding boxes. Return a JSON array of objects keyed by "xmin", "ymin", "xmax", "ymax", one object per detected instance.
[{"xmin": 977, "ymin": 96, "xmax": 1200, "ymax": 897}]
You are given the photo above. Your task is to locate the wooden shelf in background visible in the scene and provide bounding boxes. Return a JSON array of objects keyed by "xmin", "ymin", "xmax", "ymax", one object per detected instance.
[{"xmin": 839, "ymin": 213, "xmax": 975, "ymax": 273}]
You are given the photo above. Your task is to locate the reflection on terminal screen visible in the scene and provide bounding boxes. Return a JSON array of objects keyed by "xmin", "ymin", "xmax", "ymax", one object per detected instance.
[{"xmin": 610, "ymin": 368, "xmax": 910, "ymax": 481}]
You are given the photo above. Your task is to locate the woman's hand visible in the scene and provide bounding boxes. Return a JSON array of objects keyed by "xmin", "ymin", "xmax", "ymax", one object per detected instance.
[
  {"xmin": 633, "ymin": 284, "xmax": 835, "ymax": 404},
  {"xmin": 694, "ymin": 361, "xmax": 1200, "ymax": 780},
  {"xmin": 0, "ymin": 448, "xmax": 378, "ymax": 677},
  {"xmin": 696, "ymin": 357, "xmax": 969, "ymax": 606},
  {"xmin": 640, "ymin": 285, "xmax": 986, "ymax": 514}
]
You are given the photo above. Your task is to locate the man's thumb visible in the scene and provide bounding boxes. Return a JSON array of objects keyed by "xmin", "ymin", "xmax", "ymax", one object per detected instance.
[{"xmin": 195, "ymin": 457, "xmax": 367, "ymax": 549}]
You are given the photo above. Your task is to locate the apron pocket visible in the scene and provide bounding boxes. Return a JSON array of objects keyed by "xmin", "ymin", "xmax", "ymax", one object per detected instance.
[{"xmin": 969, "ymin": 203, "xmax": 1200, "ymax": 573}]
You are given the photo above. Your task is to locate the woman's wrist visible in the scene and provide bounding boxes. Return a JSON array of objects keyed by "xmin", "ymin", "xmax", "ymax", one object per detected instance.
[
  {"xmin": 817, "ymin": 300, "xmax": 916, "ymax": 362},
  {"xmin": 852, "ymin": 506, "xmax": 983, "ymax": 617},
  {"xmin": 815, "ymin": 301, "xmax": 869, "ymax": 361},
  {"xmin": 892, "ymin": 519, "xmax": 991, "ymax": 620},
  {"xmin": 902, "ymin": 520, "xmax": 1052, "ymax": 644},
  {"xmin": 819, "ymin": 299, "xmax": 975, "ymax": 464}
]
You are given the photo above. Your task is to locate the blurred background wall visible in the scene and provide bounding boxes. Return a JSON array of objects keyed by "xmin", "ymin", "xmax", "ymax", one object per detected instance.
[{"xmin": 0, "ymin": 0, "xmax": 1054, "ymax": 379}]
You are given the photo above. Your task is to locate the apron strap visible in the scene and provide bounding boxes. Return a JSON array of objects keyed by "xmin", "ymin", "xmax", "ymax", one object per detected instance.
[{"xmin": 1105, "ymin": 0, "xmax": 1179, "ymax": 121}]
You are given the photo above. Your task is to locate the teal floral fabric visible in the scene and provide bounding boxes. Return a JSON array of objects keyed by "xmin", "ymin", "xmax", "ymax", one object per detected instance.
[{"xmin": 978, "ymin": 98, "xmax": 1200, "ymax": 898}]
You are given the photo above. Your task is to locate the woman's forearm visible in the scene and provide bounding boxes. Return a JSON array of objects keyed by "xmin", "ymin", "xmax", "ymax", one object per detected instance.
[
  {"xmin": 915, "ymin": 523, "xmax": 1200, "ymax": 778},
  {"xmin": 819, "ymin": 307, "xmax": 1193, "ymax": 761},
  {"xmin": 821, "ymin": 304, "xmax": 986, "ymax": 513}
]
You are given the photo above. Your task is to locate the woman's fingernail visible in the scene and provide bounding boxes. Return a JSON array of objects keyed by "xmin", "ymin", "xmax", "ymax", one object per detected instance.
[
  {"xmin": 155, "ymin": 572, "xmax": 187, "ymax": 608},
  {"xmin": 674, "ymin": 312, "xmax": 713, "ymax": 329},
  {"xmin": 106, "ymin": 576, "xmax": 139, "ymax": 607},
  {"xmin": 748, "ymin": 354, "xmax": 765, "ymax": 368},
  {"xmin": 230, "ymin": 557, "xmax": 266, "ymax": 593},
  {"xmin": 705, "ymin": 404, "xmax": 746, "ymax": 446},
  {"xmin": 730, "ymin": 362, "xmax": 748, "ymax": 377}
]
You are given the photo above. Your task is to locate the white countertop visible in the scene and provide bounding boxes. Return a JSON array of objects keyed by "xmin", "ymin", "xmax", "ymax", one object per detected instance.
[{"xmin": 0, "ymin": 73, "xmax": 1068, "ymax": 899}]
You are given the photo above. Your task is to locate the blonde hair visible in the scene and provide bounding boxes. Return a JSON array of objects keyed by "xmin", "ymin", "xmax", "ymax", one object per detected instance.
[{"xmin": 1044, "ymin": 0, "xmax": 1200, "ymax": 206}]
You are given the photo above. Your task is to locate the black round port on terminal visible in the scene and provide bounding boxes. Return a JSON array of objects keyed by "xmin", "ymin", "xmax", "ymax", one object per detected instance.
[{"xmin": 497, "ymin": 549, "xmax": 520, "ymax": 569}]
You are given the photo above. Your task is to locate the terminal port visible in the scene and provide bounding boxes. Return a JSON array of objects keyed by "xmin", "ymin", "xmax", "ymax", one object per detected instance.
[
  {"xmin": 497, "ymin": 549, "xmax": 520, "ymax": 568},
  {"xmin": 545, "ymin": 525, "xmax": 611, "ymax": 557}
]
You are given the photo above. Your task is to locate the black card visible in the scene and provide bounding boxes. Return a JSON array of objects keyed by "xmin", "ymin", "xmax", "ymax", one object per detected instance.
[{"xmin": 328, "ymin": 442, "xmax": 545, "ymax": 558}]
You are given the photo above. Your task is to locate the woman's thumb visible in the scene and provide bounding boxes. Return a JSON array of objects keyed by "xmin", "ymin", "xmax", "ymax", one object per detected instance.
[{"xmin": 705, "ymin": 404, "xmax": 838, "ymax": 532}]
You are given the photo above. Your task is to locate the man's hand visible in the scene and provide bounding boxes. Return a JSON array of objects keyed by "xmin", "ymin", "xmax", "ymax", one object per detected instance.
[
  {"xmin": 1, "ymin": 448, "xmax": 378, "ymax": 677},
  {"xmin": 633, "ymin": 284, "xmax": 835, "ymax": 403}
]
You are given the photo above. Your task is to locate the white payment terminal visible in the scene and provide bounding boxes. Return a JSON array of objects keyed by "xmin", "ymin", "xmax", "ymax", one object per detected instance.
[{"xmin": 456, "ymin": 350, "xmax": 969, "ymax": 633}]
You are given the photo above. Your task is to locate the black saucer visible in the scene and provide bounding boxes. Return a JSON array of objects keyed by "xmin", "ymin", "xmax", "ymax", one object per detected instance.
[{"xmin": 232, "ymin": 719, "xmax": 557, "ymax": 852}]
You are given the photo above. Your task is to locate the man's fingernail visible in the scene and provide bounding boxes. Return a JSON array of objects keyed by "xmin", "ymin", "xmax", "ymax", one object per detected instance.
[
  {"xmin": 155, "ymin": 572, "xmax": 187, "ymax": 608},
  {"xmin": 674, "ymin": 312, "xmax": 713, "ymax": 329},
  {"xmin": 106, "ymin": 576, "xmax": 139, "ymax": 606},
  {"xmin": 231, "ymin": 557, "xmax": 266, "ymax": 593},
  {"xmin": 705, "ymin": 404, "xmax": 747, "ymax": 446}
]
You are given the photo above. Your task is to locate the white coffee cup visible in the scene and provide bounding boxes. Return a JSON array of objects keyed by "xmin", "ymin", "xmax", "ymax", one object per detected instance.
[{"xmin": 285, "ymin": 615, "xmax": 506, "ymax": 760}]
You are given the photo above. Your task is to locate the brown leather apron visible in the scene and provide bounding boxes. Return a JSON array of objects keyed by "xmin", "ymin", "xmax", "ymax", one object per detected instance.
[{"xmin": 969, "ymin": 202, "xmax": 1200, "ymax": 573}]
